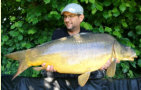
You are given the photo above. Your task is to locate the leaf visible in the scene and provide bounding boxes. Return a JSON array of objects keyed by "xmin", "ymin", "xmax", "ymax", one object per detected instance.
[
  {"xmin": 113, "ymin": 31, "xmax": 122, "ymax": 38},
  {"xmin": 114, "ymin": 26, "xmax": 120, "ymax": 31},
  {"xmin": 119, "ymin": 3, "xmax": 126, "ymax": 13},
  {"xmin": 2, "ymin": 35, "xmax": 9, "ymax": 41},
  {"xmin": 130, "ymin": 62, "xmax": 136, "ymax": 68},
  {"xmin": 105, "ymin": 26, "xmax": 112, "ymax": 32},
  {"xmin": 43, "ymin": 0, "xmax": 50, "ymax": 4},
  {"xmin": 21, "ymin": 41, "xmax": 27, "ymax": 48},
  {"xmin": 121, "ymin": 63, "xmax": 129, "ymax": 73},
  {"xmin": 8, "ymin": 47, "xmax": 15, "ymax": 52},
  {"xmin": 135, "ymin": 49, "xmax": 140, "ymax": 56},
  {"xmin": 136, "ymin": 25, "xmax": 141, "ymax": 35},
  {"xmin": 103, "ymin": 11, "xmax": 109, "ymax": 19},
  {"xmin": 128, "ymin": 31, "xmax": 134, "ymax": 37},
  {"xmin": 18, "ymin": 35, "xmax": 23, "ymax": 40},
  {"xmin": 138, "ymin": 59, "xmax": 141, "ymax": 67},
  {"xmin": 38, "ymin": 35, "xmax": 47, "ymax": 44},
  {"xmin": 85, "ymin": 0, "xmax": 88, "ymax": 4},
  {"xmin": 1, "ymin": 66, "xmax": 5, "ymax": 72},
  {"xmin": 32, "ymin": 18, "xmax": 39, "ymax": 25},
  {"xmin": 92, "ymin": 28, "xmax": 99, "ymax": 33},
  {"xmin": 94, "ymin": 20, "xmax": 101, "ymax": 26},
  {"xmin": 103, "ymin": 10, "xmax": 112, "ymax": 19},
  {"xmin": 14, "ymin": 21, "xmax": 24, "ymax": 28},
  {"xmin": 18, "ymin": 28, "xmax": 24, "ymax": 33},
  {"xmin": 25, "ymin": 43, "xmax": 32, "ymax": 49},
  {"xmin": 127, "ymin": 70, "xmax": 134, "ymax": 78},
  {"xmin": 80, "ymin": 22, "xmax": 93, "ymax": 30},
  {"xmin": 129, "ymin": 6, "xmax": 136, "ymax": 13},
  {"xmin": 10, "ymin": 16, "xmax": 16, "ymax": 21},
  {"xmin": 99, "ymin": 26, "xmax": 104, "ymax": 33},
  {"xmin": 125, "ymin": 12, "xmax": 133, "ymax": 21},
  {"xmin": 71, "ymin": 0, "xmax": 79, "ymax": 3},
  {"xmin": 125, "ymin": 2, "xmax": 131, "ymax": 7},
  {"xmin": 48, "ymin": 11, "xmax": 61, "ymax": 20},
  {"xmin": 26, "ymin": 6, "xmax": 42, "ymax": 24},
  {"xmin": 122, "ymin": 21, "xmax": 128, "ymax": 28},
  {"xmin": 10, "ymin": 24, "xmax": 15, "ymax": 29},
  {"xmin": 16, "ymin": 0, "xmax": 21, "ymax": 2},
  {"xmin": 28, "ymin": 28, "xmax": 37, "ymax": 35},
  {"xmin": 136, "ymin": 14, "xmax": 141, "ymax": 20},
  {"xmin": 95, "ymin": 2, "xmax": 103, "ymax": 11},
  {"xmin": 112, "ymin": 8, "xmax": 120, "ymax": 17},
  {"xmin": 103, "ymin": 0, "xmax": 111, "ymax": 6},
  {"xmin": 91, "ymin": 8, "xmax": 97, "ymax": 15},
  {"xmin": 89, "ymin": 0, "xmax": 95, "ymax": 4},
  {"xmin": 9, "ymin": 31, "xmax": 20, "ymax": 37},
  {"xmin": 6, "ymin": 61, "xmax": 11, "ymax": 69},
  {"xmin": 80, "ymin": 0, "xmax": 85, "ymax": 3}
]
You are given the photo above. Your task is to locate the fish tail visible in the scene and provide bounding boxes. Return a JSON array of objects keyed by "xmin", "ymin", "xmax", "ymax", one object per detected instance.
[
  {"xmin": 5, "ymin": 50, "xmax": 26, "ymax": 60},
  {"xmin": 5, "ymin": 50, "xmax": 30, "ymax": 80},
  {"xmin": 12, "ymin": 59, "xmax": 29, "ymax": 80}
]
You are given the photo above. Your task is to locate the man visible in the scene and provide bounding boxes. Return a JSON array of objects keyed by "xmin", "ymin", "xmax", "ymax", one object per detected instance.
[
  {"xmin": 41, "ymin": 3, "xmax": 112, "ymax": 88},
  {"xmin": 42, "ymin": 3, "xmax": 111, "ymax": 72}
]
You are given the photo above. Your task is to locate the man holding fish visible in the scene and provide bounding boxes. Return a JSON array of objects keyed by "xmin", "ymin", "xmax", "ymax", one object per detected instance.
[
  {"xmin": 5, "ymin": 3, "xmax": 137, "ymax": 88},
  {"xmin": 41, "ymin": 3, "xmax": 115, "ymax": 86}
]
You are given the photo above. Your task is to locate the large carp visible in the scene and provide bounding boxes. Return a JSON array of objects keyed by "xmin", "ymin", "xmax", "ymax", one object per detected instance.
[{"xmin": 6, "ymin": 32, "xmax": 137, "ymax": 86}]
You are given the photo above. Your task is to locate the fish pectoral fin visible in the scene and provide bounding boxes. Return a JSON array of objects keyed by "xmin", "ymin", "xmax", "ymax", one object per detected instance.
[
  {"xmin": 106, "ymin": 59, "xmax": 116, "ymax": 77},
  {"xmin": 78, "ymin": 72, "xmax": 90, "ymax": 87},
  {"xmin": 33, "ymin": 67, "xmax": 43, "ymax": 71}
]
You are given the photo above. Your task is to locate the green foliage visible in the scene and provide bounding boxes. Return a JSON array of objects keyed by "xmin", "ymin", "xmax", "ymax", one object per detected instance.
[
  {"xmin": 1, "ymin": 0, "xmax": 141, "ymax": 78},
  {"xmin": 44, "ymin": 0, "xmax": 50, "ymax": 4},
  {"xmin": 80, "ymin": 22, "xmax": 93, "ymax": 30}
]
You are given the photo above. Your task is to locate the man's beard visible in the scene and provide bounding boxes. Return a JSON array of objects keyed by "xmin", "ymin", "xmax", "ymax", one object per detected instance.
[{"xmin": 66, "ymin": 26, "xmax": 75, "ymax": 31}]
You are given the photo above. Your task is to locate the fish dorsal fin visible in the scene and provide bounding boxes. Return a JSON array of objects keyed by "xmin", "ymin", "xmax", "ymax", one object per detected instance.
[
  {"xmin": 106, "ymin": 59, "xmax": 116, "ymax": 77},
  {"xmin": 78, "ymin": 72, "xmax": 90, "ymax": 87}
]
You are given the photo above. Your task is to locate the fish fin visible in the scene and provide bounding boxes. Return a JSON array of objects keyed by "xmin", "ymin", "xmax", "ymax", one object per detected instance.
[
  {"xmin": 12, "ymin": 59, "xmax": 30, "ymax": 80},
  {"xmin": 5, "ymin": 50, "xmax": 26, "ymax": 60},
  {"xmin": 106, "ymin": 60, "xmax": 116, "ymax": 77},
  {"xmin": 5, "ymin": 50, "xmax": 30, "ymax": 80},
  {"xmin": 33, "ymin": 67, "xmax": 43, "ymax": 71},
  {"xmin": 78, "ymin": 72, "xmax": 90, "ymax": 87}
]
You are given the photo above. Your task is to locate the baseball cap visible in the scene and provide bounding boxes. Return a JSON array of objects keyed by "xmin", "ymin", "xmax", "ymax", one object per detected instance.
[{"xmin": 61, "ymin": 3, "xmax": 84, "ymax": 15}]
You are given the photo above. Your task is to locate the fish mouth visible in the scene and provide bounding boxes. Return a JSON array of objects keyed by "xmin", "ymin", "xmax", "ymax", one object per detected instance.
[
  {"xmin": 130, "ymin": 54, "xmax": 138, "ymax": 61},
  {"xmin": 122, "ymin": 54, "xmax": 137, "ymax": 61},
  {"xmin": 132, "ymin": 53, "xmax": 138, "ymax": 58}
]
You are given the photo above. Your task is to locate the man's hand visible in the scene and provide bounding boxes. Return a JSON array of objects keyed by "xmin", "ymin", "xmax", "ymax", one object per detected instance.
[
  {"xmin": 100, "ymin": 59, "xmax": 120, "ymax": 70},
  {"xmin": 42, "ymin": 63, "xmax": 56, "ymax": 72}
]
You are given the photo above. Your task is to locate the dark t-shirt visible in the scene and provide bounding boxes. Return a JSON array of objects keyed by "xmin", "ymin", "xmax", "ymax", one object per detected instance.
[{"xmin": 52, "ymin": 27, "xmax": 91, "ymax": 40}]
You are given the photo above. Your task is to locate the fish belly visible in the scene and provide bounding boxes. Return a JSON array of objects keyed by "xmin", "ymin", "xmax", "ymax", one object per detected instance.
[{"xmin": 28, "ymin": 50, "xmax": 111, "ymax": 74}]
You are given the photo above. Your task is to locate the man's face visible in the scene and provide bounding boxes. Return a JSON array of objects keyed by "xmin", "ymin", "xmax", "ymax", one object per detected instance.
[{"xmin": 63, "ymin": 12, "xmax": 84, "ymax": 31}]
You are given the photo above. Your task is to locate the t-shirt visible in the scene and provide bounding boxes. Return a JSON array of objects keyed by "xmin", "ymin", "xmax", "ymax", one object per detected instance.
[{"xmin": 52, "ymin": 27, "xmax": 91, "ymax": 40}]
